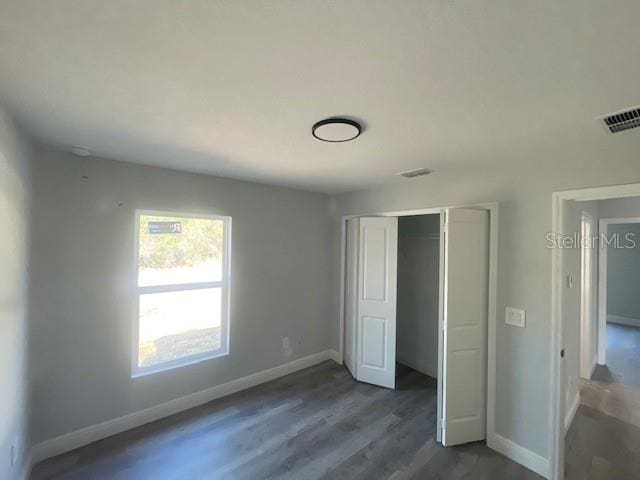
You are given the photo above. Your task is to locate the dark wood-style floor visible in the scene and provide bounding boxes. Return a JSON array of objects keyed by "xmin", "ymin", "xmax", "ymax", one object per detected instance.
[
  {"xmin": 593, "ymin": 323, "xmax": 640, "ymax": 390},
  {"xmin": 566, "ymin": 405, "xmax": 640, "ymax": 479},
  {"xmin": 580, "ymin": 323, "xmax": 640, "ymax": 428},
  {"xmin": 565, "ymin": 323, "xmax": 640, "ymax": 478},
  {"xmin": 31, "ymin": 361, "xmax": 542, "ymax": 480}
]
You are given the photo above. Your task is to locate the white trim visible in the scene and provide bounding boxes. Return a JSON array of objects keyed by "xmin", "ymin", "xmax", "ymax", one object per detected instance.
[
  {"xmin": 486, "ymin": 204, "xmax": 499, "ymax": 445},
  {"xmin": 487, "ymin": 433, "xmax": 550, "ymax": 479},
  {"xmin": 555, "ymin": 183, "xmax": 640, "ymax": 202},
  {"xmin": 549, "ymin": 192, "xmax": 565, "ymax": 480},
  {"xmin": 328, "ymin": 348, "xmax": 342, "ymax": 364},
  {"xmin": 30, "ymin": 350, "xmax": 339, "ymax": 464},
  {"xmin": 597, "ymin": 217, "xmax": 640, "ymax": 225},
  {"xmin": 591, "ymin": 355, "xmax": 597, "ymax": 377},
  {"xmin": 597, "ymin": 216, "xmax": 640, "ymax": 365},
  {"xmin": 132, "ymin": 210, "xmax": 232, "ymax": 378},
  {"xmin": 436, "ymin": 210, "xmax": 447, "ymax": 443},
  {"xmin": 550, "ymin": 182, "xmax": 640, "ymax": 480},
  {"xmin": 338, "ymin": 217, "xmax": 347, "ymax": 365},
  {"xmin": 579, "ymin": 212, "xmax": 595, "ymax": 379},
  {"xmin": 597, "ymin": 218, "xmax": 607, "ymax": 365},
  {"xmin": 607, "ymin": 314, "xmax": 640, "ymax": 328},
  {"xmin": 337, "ymin": 202, "xmax": 499, "ymax": 455},
  {"xmin": 564, "ymin": 392, "xmax": 580, "ymax": 434}
]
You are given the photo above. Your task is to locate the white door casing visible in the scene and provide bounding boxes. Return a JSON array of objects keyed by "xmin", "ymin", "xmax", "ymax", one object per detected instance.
[
  {"xmin": 441, "ymin": 208, "xmax": 489, "ymax": 446},
  {"xmin": 580, "ymin": 213, "xmax": 594, "ymax": 379},
  {"xmin": 356, "ymin": 216, "xmax": 398, "ymax": 389},
  {"xmin": 344, "ymin": 218, "xmax": 358, "ymax": 378}
]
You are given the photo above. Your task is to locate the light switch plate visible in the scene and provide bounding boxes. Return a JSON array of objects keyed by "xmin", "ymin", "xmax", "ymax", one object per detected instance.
[{"xmin": 505, "ymin": 307, "xmax": 526, "ymax": 328}]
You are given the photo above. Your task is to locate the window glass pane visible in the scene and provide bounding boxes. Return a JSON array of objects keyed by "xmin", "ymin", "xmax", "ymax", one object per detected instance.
[
  {"xmin": 138, "ymin": 215, "xmax": 224, "ymax": 286},
  {"xmin": 138, "ymin": 288, "xmax": 222, "ymax": 368}
]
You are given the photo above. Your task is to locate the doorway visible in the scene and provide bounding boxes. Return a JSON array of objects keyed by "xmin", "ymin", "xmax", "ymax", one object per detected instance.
[
  {"xmin": 340, "ymin": 205, "xmax": 496, "ymax": 448},
  {"xmin": 396, "ymin": 215, "xmax": 440, "ymax": 381},
  {"xmin": 551, "ymin": 184, "xmax": 640, "ymax": 480},
  {"xmin": 597, "ymin": 216, "xmax": 640, "ymax": 368}
]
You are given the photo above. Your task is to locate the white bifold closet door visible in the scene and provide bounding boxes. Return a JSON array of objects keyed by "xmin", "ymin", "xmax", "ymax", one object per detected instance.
[
  {"xmin": 346, "ymin": 216, "xmax": 398, "ymax": 389},
  {"xmin": 441, "ymin": 208, "xmax": 489, "ymax": 446}
]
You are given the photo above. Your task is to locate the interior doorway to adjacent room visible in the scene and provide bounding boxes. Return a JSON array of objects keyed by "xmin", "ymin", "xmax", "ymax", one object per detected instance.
[{"xmin": 551, "ymin": 185, "xmax": 640, "ymax": 480}]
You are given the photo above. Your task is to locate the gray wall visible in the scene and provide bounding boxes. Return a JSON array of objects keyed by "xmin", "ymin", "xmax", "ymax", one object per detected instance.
[
  {"xmin": 598, "ymin": 196, "xmax": 640, "ymax": 219},
  {"xmin": 331, "ymin": 145, "xmax": 640, "ymax": 459},
  {"xmin": 396, "ymin": 215, "xmax": 440, "ymax": 378},
  {"xmin": 606, "ymin": 223, "xmax": 640, "ymax": 321},
  {"xmin": 29, "ymin": 147, "xmax": 334, "ymax": 444},
  {"xmin": 0, "ymin": 108, "xmax": 31, "ymax": 478},
  {"xmin": 596, "ymin": 197, "xmax": 640, "ymax": 322}
]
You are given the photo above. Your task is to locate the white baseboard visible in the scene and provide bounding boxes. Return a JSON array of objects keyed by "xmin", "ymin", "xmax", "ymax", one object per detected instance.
[
  {"xmin": 328, "ymin": 349, "xmax": 342, "ymax": 364},
  {"xmin": 31, "ymin": 349, "xmax": 340, "ymax": 465},
  {"xmin": 607, "ymin": 314, "xmax": 640, "ymax": 328},
  {"xmin": 487, "ymin": 433, "xmax": 550, "ymax": 479},
  {"xmin": 564, "ymin": 392, "xmax": 580, "ymax": 434}
]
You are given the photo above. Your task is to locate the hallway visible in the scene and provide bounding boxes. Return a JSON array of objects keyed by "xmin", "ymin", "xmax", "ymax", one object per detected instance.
[
  {"xmin": 566, "ymin": 323, "xmax": 640, "ymax": 478},
  {"xmin": 565, "ymin": 404, "xmax": 640, "ymax": 479},
  {"xmin": 580, "ymin": 323, "xmax": 640, "ymax": 427}
]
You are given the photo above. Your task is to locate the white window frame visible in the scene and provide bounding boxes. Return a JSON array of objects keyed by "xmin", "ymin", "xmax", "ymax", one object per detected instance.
[{"xmin": 132, "ymin": 209, "xmax": 231, "ymax": 378}]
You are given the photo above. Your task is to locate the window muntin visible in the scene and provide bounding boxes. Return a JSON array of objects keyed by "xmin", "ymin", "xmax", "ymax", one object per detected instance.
[{"xmin": 133, "ymin": 211, "xmax": 230, "ymax": 377}]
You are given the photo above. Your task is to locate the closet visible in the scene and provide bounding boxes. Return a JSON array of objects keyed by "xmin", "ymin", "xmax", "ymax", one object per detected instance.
[
  {"xmin": 396, "ymin": 214, "xmax": 440, "ymax": 378},
  {"xmin": 343, "ymin": 208, "xmax": 490, "ymax": 446}
]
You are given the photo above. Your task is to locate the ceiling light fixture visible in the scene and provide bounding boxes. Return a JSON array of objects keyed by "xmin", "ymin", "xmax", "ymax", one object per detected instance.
[
  {"xmin": 71, "ymin": 146, "xmax": 91, "ymax": 156},
  {"xmin": 397, "ymin": 168, "xmax": 433, "ymax": 178},
  {"xmin": 312, "ymin": 118, "xmax": 362, "ymax": 142}
]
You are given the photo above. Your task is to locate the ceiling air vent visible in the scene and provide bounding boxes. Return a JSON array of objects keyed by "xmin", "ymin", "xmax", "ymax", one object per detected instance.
[
  {"xmin": 600, "ymin": 106, "xmax": 640, "ymax": 134},
  {"xmin": 397, "ymin": 168, "xmax": 432, "ymax": 179}
]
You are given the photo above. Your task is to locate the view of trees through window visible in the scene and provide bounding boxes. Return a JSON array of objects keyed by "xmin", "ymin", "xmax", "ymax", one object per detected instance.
[
  {"xmin": 136, "ymin": 214, "xmax": 226, "ymax": 371},
  {"xmin": 138, "ymin": 215, "xmax": 224, "ymax": 286}
]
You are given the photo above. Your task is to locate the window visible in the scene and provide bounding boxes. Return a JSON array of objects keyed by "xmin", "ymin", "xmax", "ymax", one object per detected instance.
[{"xmin": 133, "ymin": 211, "xmax": 230, "ymax": 377}]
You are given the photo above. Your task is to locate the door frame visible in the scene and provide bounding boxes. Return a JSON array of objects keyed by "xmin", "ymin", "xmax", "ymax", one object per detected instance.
[
  {"xmin": 597, "ymin": 216, "xmax": 640, "ymax": 365},
  {"xmin": 550, "ymin": 182, "xmax": 640, "ymax": 480},
  {"xmin": 337, "ymin": 202, "xmax": 499, "ymax": 445},
  {"xmin": 579, "ymin": 211, "xmax": 596, "ymax": 379}
]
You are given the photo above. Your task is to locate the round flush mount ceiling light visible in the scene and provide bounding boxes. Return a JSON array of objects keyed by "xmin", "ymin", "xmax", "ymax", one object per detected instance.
[
  {"xmin": 71, "ymin": 146, "xmax": 91, "ymax": 156},
  {"xmin": 312, "ymin": 118, "xmax": 362, "ymax": 142}
]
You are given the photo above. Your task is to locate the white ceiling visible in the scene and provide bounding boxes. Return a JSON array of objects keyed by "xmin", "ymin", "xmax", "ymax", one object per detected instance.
[{"xmin": 1, "ymin": 1, "xmax": 639, "ymax": 193}]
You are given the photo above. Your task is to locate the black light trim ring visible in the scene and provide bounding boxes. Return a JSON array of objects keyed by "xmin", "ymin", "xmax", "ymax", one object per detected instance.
[{"xmin": 312, "ymin": 117, "xmax": 362, "ymax": 142}]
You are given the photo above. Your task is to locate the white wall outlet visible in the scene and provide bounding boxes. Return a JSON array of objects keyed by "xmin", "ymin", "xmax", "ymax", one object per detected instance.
[
  {"xmin": 505, "ymin": 307, "xmax": 526, "ymax": 328},
  {"xmin": 282, "ymin": 337, "xmax": 292, "ymax": 357}
]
